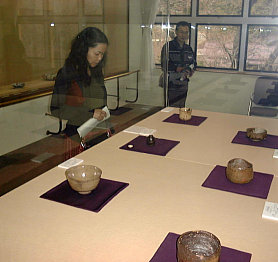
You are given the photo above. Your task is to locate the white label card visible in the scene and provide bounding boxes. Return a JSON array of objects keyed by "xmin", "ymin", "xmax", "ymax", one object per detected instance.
[
  {"xmin": 262, "ymin": 201, "xmax": 278, "ymax": 221},
  {"xmin": 58, "ymin": 158, "xmax": 84, "ymax": 169},
  {"xmin": 273, "ymin": 149, "xmax": 278, "ymax": 158}
]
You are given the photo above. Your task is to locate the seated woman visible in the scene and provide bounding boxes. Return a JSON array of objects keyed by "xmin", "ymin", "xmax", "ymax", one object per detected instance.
[{"xmin": 50, "ymin": 27, "xmax": 111, "ymax": 159}]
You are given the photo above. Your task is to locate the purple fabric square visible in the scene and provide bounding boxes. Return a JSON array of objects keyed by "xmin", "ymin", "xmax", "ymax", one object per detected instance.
[
  {"xmin": 40, "ymin": 178, "xmax": 129, "ymax": 213},
  {"xmin": 232, "ymin": 131, "xmax": 278, "ymax": 149},
  {"xmin": 163, "ymin": 114, "xmax": 207, "ymax": 126},
  {"xmin": 202, "ymin": 165, "xmax": 273, "ymax": 199},
  {"xmin": 120, "ymin": 135, "xmax": 180, "ymax": 156},
  {"xmin": 149, "ymin": 232, "xmax": 252, "ymax": 262}
]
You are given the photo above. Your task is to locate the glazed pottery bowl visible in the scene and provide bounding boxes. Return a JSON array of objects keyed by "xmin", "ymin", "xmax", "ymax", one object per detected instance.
[
  {"xmin": 65, "ymin": 165, "xmax": 102, "ymax": 194},
  {"xmin": 246, "ymin": 127, "xmax": 267, "ymax": 141},
  {"xmin": 226, "ymin": 158, "xmax": 253, "ymax": 184},
  {"xmin": 179, "ymin": 107, "xmax": 192, "ymax": 121},
  {"xmin": 177, "ymin": 230, "xmax": 221, "ymax": 262}
]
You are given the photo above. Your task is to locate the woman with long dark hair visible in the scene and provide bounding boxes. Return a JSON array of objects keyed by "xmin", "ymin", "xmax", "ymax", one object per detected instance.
[{"xmin": 51, "ymin": 27, "xmax": 110, "ymax": 159}]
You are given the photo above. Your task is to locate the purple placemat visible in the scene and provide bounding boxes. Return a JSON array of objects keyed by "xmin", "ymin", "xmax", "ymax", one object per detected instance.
[
  {"xmin": 202, "ymin": 165, "xmax": 273, "ymax": 199},
  {"xmin": 119, "ymin": 135, "xmax": 180, "ymax": 156},
  {"xmin": 149, "ymin": 232, "xmax": 252, "ymax": 262},
  {"xmin": 232, "ymin": 131, "xmax": 278, "ymax": 149},
  {"xmin": 163, "ymin": 114, "xmax": 207, "ymax": 126},
  {"xmin": 40, "ymin": 178, "xmax": 129, "ymax": 212}
]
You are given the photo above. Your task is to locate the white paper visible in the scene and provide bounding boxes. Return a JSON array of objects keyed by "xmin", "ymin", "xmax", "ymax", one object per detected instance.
[
  {"xmin": 58, "ymin": 157, "xmax": 84, "ymax": 169},
  {"xmin": 262, "ymin": 201, "xmax": 278, "ymax": 221},
  {"xmin": 161, "ymin": 107, "xmax": 174, "ymax": 112},
  {"xmin": 273, "ymin": 149, "xmax": 278, "ymax": 158},
  {"xmin": 77, "ymin": 106, "xmax": 110, "ymax": 138},
  {"xmin": 123, "ymin": 125, "xmax": 156, "ymax": 136}
]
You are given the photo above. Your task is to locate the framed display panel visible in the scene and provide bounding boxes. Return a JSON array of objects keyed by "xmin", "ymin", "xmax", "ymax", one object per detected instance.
[
  {"xmin": 245, "ymin": 25, "xmax": 278, "ymax": 73},
  {"xmin": 197, "ymin": 0, "xmax": 244, "ymax": 16},
  {"xmin": 152, "ymin": 23, "xmax": 191, "ymax": 65},
  {"xmin": 196, "ymin": 24, "xmax": 241, "ymax": 70},
  {"xmin": 157, "ymin": 0, "xmax": 192, "ymax": 16},
  {"xmin": 249, "ymin": 0, "xmax": 278, "ymax": 17}
]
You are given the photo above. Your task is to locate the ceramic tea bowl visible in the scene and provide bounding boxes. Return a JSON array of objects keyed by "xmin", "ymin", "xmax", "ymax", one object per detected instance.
[
  {"xmin": 226, "ymin": 158, "xmax": 253, "ymax": 184},
  {"xmin": 246, "ymin": 127, "xmax": 267, "ymax": 141},
  {"xmin": 179, "ymin": 107, "xmax": 192, "ymax": 121},
  {"xmin": 177, "ymin": 230, "xmax": 221, "ymax": 262},
  {"xmin": 65, "ymin": 165, "xmax": 102, "ymax": 194}
]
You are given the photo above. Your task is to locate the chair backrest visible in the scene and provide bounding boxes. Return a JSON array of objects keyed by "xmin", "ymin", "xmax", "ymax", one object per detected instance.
[{"xmin": 253, "ymin": 76, "xmax": 278, "ymax": 104}]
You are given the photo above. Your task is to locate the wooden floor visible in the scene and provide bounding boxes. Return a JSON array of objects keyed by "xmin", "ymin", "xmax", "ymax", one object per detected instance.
[{"xmin": 0, "ymin": 104, "xmax": 162, "ymax": 196}]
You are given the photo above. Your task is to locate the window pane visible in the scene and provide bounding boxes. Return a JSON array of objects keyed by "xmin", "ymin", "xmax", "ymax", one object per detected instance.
[
  {"xmin": 245, "ymin": 25, "xmax": 278, "ymax": 72},
  {"xmin": 249, "ymin": 0, "xmax": 278, "ymax": 16},
  {"xmin": 152, "ymin": 24, "xmax": 190, "ymax": 65},
  {"xmin": 196, "ymin": 24, "xmax": 241, "ymax": 69},
  {"xmin": 198, "ymin": 0, "xmax": 243, "ymax": 16},
  {"xmin": 157, "ymin": 0, "xmax": 191, "ymax": 16}
]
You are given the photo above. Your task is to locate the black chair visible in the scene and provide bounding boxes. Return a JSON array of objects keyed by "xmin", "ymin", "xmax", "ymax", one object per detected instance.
[{"xmin": 248, "ymin": 76, "xmax": 278, "ymax": 117}]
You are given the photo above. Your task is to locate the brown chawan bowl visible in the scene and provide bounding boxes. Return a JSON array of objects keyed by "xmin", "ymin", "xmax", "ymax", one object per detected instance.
[
  {"xmin": 226, "ymin": 158, "xmax": 254, "ymax": 184},
  {"xmin": 65, "ymin": 165, "xmax": 102, "ymax": 194},
  {"xmin": 177, "ymin": 230, "xmax": 221, "ymax": 262},
  {"xmin": 246, "ymin": 127, "xmax": 267, "ymax": 141},
  {"xmin": 179, "ymin": 107, "xmax": 192, "ymax": 121}
]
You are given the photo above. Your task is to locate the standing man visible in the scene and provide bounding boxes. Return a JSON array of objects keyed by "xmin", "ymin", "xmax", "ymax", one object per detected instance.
[{"xmin": 161, "ymin": 21, "xmax": 197, "ymax": 107}]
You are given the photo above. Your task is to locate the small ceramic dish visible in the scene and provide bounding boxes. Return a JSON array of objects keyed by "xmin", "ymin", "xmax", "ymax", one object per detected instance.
[
  {"xmin": 226, "ymin": 158, "xmax": 254, "ymax": 184},
  {"xmin": 65, "ymin": 165, "xmax": 102, "ymax": 194},
  {"xmin": 177, "ymin": 230, "xmax": 221, "ymax": 262},
  {"xmin": 12, "ymin": 82, "xmax": 25, "ymax": 88},
  {"xmin": 42, "ymin": 73, "xmax": 56, "ymax": 81},
  {"xmin": 179, "ymin": 107, "xmax": 192, "ymax": 121},
  {"xmin": 246, "ymin": 127, "xmax": 267, "ymax": 141}
]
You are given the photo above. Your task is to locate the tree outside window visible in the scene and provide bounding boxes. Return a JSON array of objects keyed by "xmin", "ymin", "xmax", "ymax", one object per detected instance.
[
  {"xmin": 157, "ymin": 0, "xmax": 191, "ymax": 15},
  {"xmin": 245, "ymin": 25, "xmax": 278, "ymax": 72},
  {"xmin": 249, "ymin": 0, "xmax": 278, "ymax": 16},
  {"xmin": 197, "ymin": 24, "xmax": 241, "ymax": 69},
  {"xmin": 197, "ymin": 0, "xmax": 243, "ymax": 16}
]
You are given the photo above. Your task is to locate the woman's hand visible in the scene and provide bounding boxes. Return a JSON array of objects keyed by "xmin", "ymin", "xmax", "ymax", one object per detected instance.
[{"xmin": 93, "ymin": 109, "xmax": 107, "ymax": 121}]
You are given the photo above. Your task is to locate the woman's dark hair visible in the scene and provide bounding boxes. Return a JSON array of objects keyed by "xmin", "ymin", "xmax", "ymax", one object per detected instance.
[{"xmin": 65, "ymin": 27, "xmax": 108, "ymax": 85}]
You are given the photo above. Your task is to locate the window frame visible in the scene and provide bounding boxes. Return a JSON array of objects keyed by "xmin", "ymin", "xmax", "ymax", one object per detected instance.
[
  {"xmin": 156, "ymin": 0, "xmax": 192, "ymax": 17},
  {"xmin": 196, "ymin": 0, "xmax": 244, "ymax": 17},
  {"xmin": 195, "ymin": 23, "xmax": 242, "ymax": 71},
  {"xmin": 248, "ymin": 0, "xmax": 278, "ymax": 17},
  {"xmin": 244, "ymin": 24, "xmax": 278, "ymax": 73}
]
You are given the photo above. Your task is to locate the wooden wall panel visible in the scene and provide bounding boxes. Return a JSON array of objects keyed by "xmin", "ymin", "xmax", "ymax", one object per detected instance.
[
  {"xmin": 18, "ymin": 23, "xmax": 45, "ymax": 58},
  {"xmin": 47, "ymin": 0, "xmax": 78, "ymax": 16},
  {"xmin": 83, "ymin": 0, "xmax": 103, "ymax": 16},
  {"xmin": 85, "ymin": 24, "xmax": 104, "ymax": 31},
  {"xmin": 49, "ymin": 24, "xmax": 79, "ymax": 68},
  {"xmin": 1, "ymin": 0, "xmax": 129, "ymax": 86},
  {"xmin": 103, "ymin": 0, "xmax": 128, "ymax": 76},
  {"xmin": 18, "ymin": 0, "xmax": 43, "ymax": 16}
]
